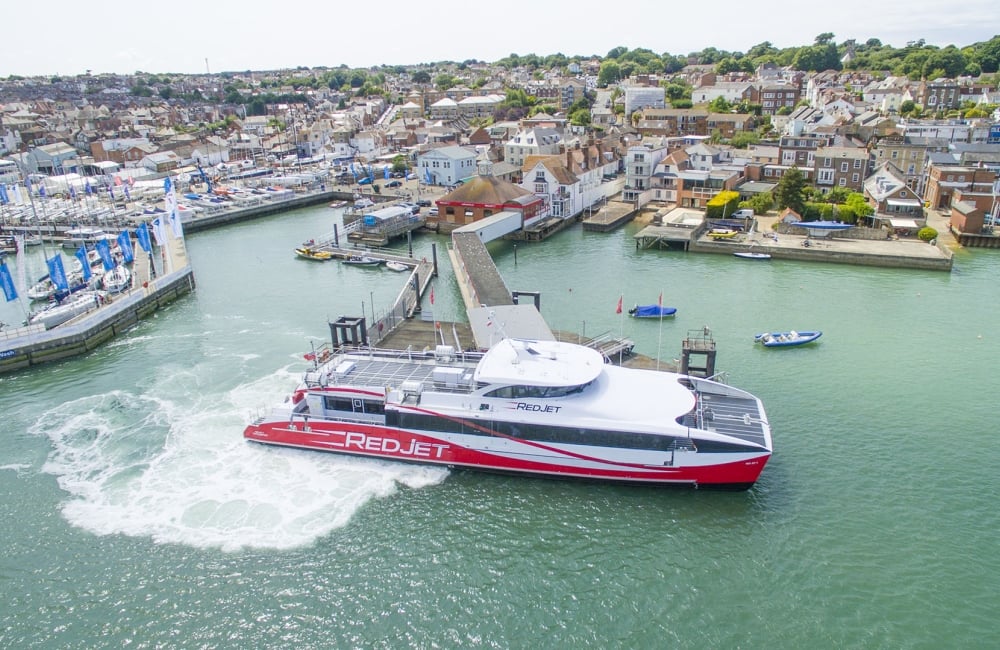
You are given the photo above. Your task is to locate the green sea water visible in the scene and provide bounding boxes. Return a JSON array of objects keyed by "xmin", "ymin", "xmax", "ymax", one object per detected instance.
[{"xmin": 1, "ymin": 206, "xmax": 998, "ymax": 648}]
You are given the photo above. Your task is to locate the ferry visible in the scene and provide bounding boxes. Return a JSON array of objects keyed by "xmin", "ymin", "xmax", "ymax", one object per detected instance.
[{"xmin": 244, "ymin": 338, "xmax": 773, "ymax": 490}]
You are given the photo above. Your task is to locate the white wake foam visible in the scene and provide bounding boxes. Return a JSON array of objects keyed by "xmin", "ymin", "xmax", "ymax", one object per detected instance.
[{"xmin": 30, "ymin": 369, "xmax": 448, "ymax": 551}]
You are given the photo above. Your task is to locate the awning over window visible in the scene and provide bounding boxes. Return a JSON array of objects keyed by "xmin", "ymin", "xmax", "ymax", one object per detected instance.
[
  {"xmin": 886, "ymin": 198, "xmax": 922, "ymax": 207},
  {"xmin": 889, "ymin": 218, "xmax": 920, "ymax": 228}
]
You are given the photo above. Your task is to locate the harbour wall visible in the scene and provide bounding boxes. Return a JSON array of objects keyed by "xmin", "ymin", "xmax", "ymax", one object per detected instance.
[
  {"xmin": 690, "ymin": 239, "xmax": 954, "ymax": 270},
  {"xmin": 0, "ymin": 266, "xmax": 195, "ymax": 374}
]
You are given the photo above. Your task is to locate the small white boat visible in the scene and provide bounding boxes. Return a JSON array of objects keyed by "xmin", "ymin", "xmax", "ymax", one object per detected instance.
[
  {"xmin": 26, "ymin": 271, "xmax": 101, "ymax": 302},
  {"xmin": 28, "ymin": 291, "xmax": 107, "ymax": 329},
  {"xmin": 342, "ymin": 255, "xmax": 383, "ymax": 266},
  {"xmin": 385, "ymin": 261, "xmax": 409, "ymax": 272},
  {"xmin": 61, "ymin": 227, "xmax": 117, "ymax": 250},
  {"xmin": 101, "ymin": 265, "xmax": 132, "ymax": 294},
  {"xmin": 734, "ymin": 250, "xmax": 771, "ymax": 260}
]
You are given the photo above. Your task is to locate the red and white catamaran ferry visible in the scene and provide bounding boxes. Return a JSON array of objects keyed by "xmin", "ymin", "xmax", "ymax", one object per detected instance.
[{"xmin": 244, "ymin": 338, "xmax": 773, "ymax": 489}]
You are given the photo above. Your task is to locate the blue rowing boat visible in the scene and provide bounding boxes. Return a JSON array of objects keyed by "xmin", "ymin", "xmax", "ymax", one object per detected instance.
[{"xmin": 754, "ymin": 330, "xmax": 822, "ymax": 347}]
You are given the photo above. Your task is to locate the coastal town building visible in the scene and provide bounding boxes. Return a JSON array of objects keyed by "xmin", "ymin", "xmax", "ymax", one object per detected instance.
[
  {"xmin": 417, "ymin": 145, "xmax": 477, "ymax": 186},
  {"xmin": 863, "ymin": 163, "xmax": 926, "ymax": 229},
  {"xmin": 922, "ymin": 162, "xmax": 998, "ymax": 211},
  {"xmin": 870, "ymin": 135, "xmax": 949, "ymax": 193},
  {"xmin": 812, "ymin": 145, "xmax": 871, "ymax": 193},
  {"xmin": 503, "ymin": 127, "xmax": 563, "ymax": 171},
  {"xmin": 623, "ymin": 86, "xmax": 665, "ymax": 118},
  {"xmin": 430, "ymin": 161, "xmax": 544, "ymax": 233}
]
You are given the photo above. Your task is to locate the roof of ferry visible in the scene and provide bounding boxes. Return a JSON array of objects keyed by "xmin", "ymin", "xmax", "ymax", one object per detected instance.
[{"xmin": 474, "ymin": 338, "xmax": 604, "ymax": 387}]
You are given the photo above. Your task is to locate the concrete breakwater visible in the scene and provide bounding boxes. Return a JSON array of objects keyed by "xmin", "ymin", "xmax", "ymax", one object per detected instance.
[{"xmin": 0, "ymin": 266, "xmax": 195, "ymax": 373}]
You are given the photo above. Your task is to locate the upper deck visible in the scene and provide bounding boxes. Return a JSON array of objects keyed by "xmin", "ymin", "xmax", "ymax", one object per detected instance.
[{"xmin": 304, "ymin": 345, "xmax": 770, "ymax": 451}]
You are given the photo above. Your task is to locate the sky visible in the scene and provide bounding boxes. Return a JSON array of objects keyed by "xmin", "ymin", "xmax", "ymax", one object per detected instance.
[{"xmin": 2, "ymin": 0, "xmax": 998, "ymax": 77}]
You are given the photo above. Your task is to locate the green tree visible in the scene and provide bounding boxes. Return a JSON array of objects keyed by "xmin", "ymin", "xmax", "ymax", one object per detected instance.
[
  {"xmin": 569, "ymin": 107, "xmax": 591, "ymax": 126},
  {"xmin": 411, "ymin": 70, "xmax": 431, "ymax": 84},
  {"xmin": 434, "ymin": 74, "xmax": 458, "ymax": 91},
  {"xmin": 747, "ymin": 191, "xmax": 774, "ymax": 215},
  {"xmin": 774, "ymin": 166, "xmax": 807, "ymax": 215},
  {"xmin": 971, "ymin": 35, "xmax": 1000, "ymax": 73},
  {"xmin": 662, "ymin": 82, "xmax": 690, "ymax": 101},
  {"xmin": 730, "ymin": 131, "xmax": 760, "ymax": 148},
  {"xmin": 708, "ymin": 96, "xmax": 732, "ymax": 113},
  {"xmin": 845, "ymin": 192, "xmax": 874, "ymax": 221},
  {"xmin": 597, "ymin": 61, "xmax": 621, "ymax": 87}
]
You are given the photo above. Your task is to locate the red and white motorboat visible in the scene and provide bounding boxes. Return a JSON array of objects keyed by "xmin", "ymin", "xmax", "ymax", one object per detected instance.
[{"xmin": 244, "ymin": 338, "xmax": 773, "ymax": 490}]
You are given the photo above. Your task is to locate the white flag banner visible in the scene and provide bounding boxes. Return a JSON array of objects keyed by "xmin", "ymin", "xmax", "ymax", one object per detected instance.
[
  {"xmin": 163, "ymin": 176, "xmax": 184, "ymax": 239},
  {"xmin": 151, "ymin": 217, "xmax": 166, "ymax": 247},
  {"xmin": 16, "ymin": 235, "xmax": 27, "ymax": 297}
]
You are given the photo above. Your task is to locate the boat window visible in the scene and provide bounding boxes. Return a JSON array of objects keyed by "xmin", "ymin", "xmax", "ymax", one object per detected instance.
[
  {"xmin": 484, "ymin": 383, "xmax": 589, "ymax": 399},
  {"xmin": 394, "ymin": 411, "xmax": 757, "ymax": 452},
  {"xmin": 323, "ymin": 396, "xmax": 384, "ymax": 415}
]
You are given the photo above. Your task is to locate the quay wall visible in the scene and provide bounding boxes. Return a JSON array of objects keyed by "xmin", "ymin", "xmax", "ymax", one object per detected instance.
[
  {"xmin": 182, "ymin": 190, "xmax": 351, "ymax": 233},
  {"xmin": 0, "ymin": 267, "xmax": 195, "ymax": 374},
  {"xmin": 690, "ymin": 239, "xmax": 954, "ymax": 271}
]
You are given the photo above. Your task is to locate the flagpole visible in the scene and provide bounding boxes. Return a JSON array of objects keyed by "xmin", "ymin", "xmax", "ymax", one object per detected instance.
[
  {"xmin": 656, "ymin": 289, "xmax": 664, "ymax": 371},
  {"xmin": 617, "ymin": 291, "xmax": 625, "ymax": 364}
]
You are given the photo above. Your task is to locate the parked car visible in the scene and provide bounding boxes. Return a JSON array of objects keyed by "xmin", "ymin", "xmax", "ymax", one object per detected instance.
[
  {"xmin": 357, "ymin": 177, "xmax": 373, "ymax": 185},
  {"xmin": 417, "ymin": 199, "xmax": 432, "ymax": 207},
  {"xmin": 392, "ymin": 171, "xmax": 405, "ymax": 178},
  {"xmin": 386, "ymin": 180, "xmax": 402, "ymax": 188},
  {"xmin": 429, "ymin": 207, "xmax": 439, "ymax": 216}
]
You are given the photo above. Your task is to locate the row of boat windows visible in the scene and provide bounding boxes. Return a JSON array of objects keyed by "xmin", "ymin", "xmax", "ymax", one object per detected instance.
[
  {"xmin": 320, "ymin": 397, "xmax": 755, "ymax": 453},
  {"xmin": 388, "ymin": 412, "xmax": 751, "ymax": 453},
  {"xmin": 483, "ymin": 382, "xmax": 591, "ymax": 399}
]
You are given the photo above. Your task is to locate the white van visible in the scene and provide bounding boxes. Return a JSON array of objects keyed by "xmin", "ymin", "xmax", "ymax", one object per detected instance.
[{"xmin": 732, "ymin": 209, "xmax": 754, "ymax": 219}]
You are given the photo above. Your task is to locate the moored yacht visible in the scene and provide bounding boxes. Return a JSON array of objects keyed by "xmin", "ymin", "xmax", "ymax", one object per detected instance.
[{"xmin": 245, "ymin": 337, "xmax": 773, "ymax": 489}]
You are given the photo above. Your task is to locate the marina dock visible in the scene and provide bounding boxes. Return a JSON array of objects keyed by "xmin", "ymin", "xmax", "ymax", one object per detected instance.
[{"xmin": 0, "ymin": 227, "xmax": 194, "ymax": 374}]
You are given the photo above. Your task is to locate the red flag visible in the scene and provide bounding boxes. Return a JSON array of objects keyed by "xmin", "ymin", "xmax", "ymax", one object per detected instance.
[
  {"xmin": 303, "ymin": 352, "xmax": 316, "ymax": 361},
  {"xmin": 658, "ymin": 292, "xmax": 663, "ymax": 307},
  {"xmin": 615, "ymin": 295, "xmax": 622, "ymax": 314},
  {"xmin": 430, "ymin": 287, "xmax": 435, "ymax": 305}
]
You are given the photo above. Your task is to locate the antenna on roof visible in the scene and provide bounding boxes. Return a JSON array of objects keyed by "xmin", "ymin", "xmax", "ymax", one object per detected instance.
[{"xmin": 205, "ymin": 58, "xmax": 210, "ymax": 75}]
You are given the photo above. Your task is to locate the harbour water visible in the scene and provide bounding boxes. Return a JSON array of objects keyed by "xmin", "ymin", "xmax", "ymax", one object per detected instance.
[{"xmin": 1, "ymin": 205, "xmax": 998, "ymax": 648}]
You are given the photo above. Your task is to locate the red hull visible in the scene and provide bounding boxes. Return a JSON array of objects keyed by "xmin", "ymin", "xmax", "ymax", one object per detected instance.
[{"xmin": 244, "ymin": 420, "xmax": 769, "ymax": 488}]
